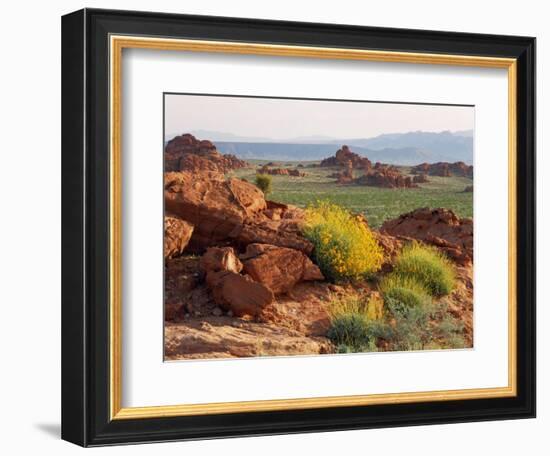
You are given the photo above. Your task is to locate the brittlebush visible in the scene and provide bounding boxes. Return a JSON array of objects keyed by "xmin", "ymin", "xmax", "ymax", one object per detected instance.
[{"xmin": 303, "ymin": 201, "xmax": 384, "ymax": 281}]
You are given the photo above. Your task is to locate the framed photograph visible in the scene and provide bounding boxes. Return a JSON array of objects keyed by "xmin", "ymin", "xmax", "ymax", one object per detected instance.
[{"xmin": 61, "ymin": 8, "xmax": 536, "ymax": 446}]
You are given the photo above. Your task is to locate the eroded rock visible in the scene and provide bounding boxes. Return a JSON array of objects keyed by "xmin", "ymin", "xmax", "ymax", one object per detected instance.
[
  {"xmin": 381, "ymin": 207, "xmax": 473, "ymax": 265},
  {"xmin": 320, "ymin": 145, "xmax": 372, "ymax": 170},
  {"xmin": 164, "ymin": 215, "xmax": 194, "ymax": 259},
  {"xmin": 164, "ymin": 171, "xmax": 267, "ymax": 251},
  {"xmin": 411, "ymin": 161, "xmax": 473, "ymax": 178},
  {"xmin": 240, "ymin": 243, "xmax": 324, "ymax": 294},
  {"xmin": 207, "ymin": 270, "xmax": 274, "ymax": 317},
  {"xmin": 199, "ymin": 246, "xmax": 243, "ymax": 275},
  {"xmin": 165, "ymin": 133, "xmax": 247, "ymax": 173}
]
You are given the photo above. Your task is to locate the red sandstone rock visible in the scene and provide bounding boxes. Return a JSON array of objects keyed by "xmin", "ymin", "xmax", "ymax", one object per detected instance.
[
  {"xmin": 164, "ymin": 171, "xmax": 267, "ymax": 251},
  {"xmin": 412, "ymin": 173, "xmax": 429, "ymax": 183},
  {"xmin": 257, "ymin": 166, "xmax": 306, "ymax": 177},
  {"xmin": 199, "ymin": 247, "xmax": 243, "ymax": 276},
  {"xmin": 164, "ymin": 215, "xmax": 194, "ymax": 259},
  {"xmin": 165, "ymin": 133, "xmax": 247, "ymax": 173},
  {"xmin": 240, "ymin": 243, "xmax": 324, "ymax": 294},
  {"xmin": 335, "ymin": 160, "xmax": 354, "ymax": 184},
  {"xmin": 164, "ymin": 256, "xmax": 201, "ymax": 321},
  {"xmin": 320, "ymin": 145, "xmax": 372, "ymax": 170},
  {"xmin": 380, "ymin": 207, "xmax": 473, "ymax": 265},
  {"xmin": 207, "ymin": 270, "xmax": 274, "ymax": 317},
  {"xmin": 355, "ymin": 165, "xmax": 418, "ymax": 188},
  {"xmin": 165, "ymin": 171, "xmax": 314, "ymax": 254},
  {"xmin": 411, "ymin": 161, "xmax": 473, "ymax": 178},
  {"xmin": 236, "ymin": 220, "xmax": 313, "ymax": 254}
]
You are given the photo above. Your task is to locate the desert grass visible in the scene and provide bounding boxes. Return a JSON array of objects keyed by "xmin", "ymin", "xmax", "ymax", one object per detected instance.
[{"xmin": 391, "ymin": 242, "xmax": 456, "ymax": 297}]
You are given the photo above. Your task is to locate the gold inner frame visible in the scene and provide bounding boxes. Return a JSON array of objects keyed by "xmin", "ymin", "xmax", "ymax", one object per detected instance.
[{"xmin": 109, "ymin": 35, "xmax": 517, "ymax": 420}]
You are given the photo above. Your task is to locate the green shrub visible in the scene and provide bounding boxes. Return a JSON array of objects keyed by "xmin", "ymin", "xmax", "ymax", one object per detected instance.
[
  {"xmin": 392, "ymin": 242, "xmax": 455, "ymax": 296},
  {"xmin": 303, "ymin": 201, "xmax": 384, "ymax": 281},
  {"xmin": 254, "ymin": 174, "xmax": 272, "ymax": 195},
  {"xmin": 384, "ymin": 296, "xmax": 433, "ymax": 351},
  {"xmin": 379, "ymin": 275, "xmax": 431, "ymax": 314},
  {"xmin": 327, "ymin": 313, "xmax": 388, "ymax": 352},
  {"xmin": 325, "ymin": 294, "xmax": 389, "ymax": 352}
]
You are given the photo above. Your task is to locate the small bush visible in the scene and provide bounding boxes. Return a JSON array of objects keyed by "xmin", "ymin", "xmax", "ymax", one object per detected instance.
[
  {"xmin": 392, "ymin": 242, "xmax": 455, "ymax": 296},
  {"xmin": 328, "ymin": 295, "xmax": 367, "ymax": 318},
  {"xmin": 327, "ymin": 313, "xmax": 390, "ymax": 353},
  {"xmin": 303, "ymin": 201, "xmax": 384, "ymax": 281},
  {"xmin": 379, "ymin": 275, "xmax": 431, "ymax": 315},
  {"xmin": 326, "ymin": 294, "xmax": 389, "ymax": 352},
  {"xmin": 384, "ymin": 296, "xmax": 433, "ymax": 351},
  {"xmin": 254, "ymin": 174, "xmax": 272, "ymax": 195}
]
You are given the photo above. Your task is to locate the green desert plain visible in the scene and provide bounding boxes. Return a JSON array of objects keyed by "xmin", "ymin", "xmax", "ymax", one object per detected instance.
[{"xmin": 231, "ymin": 160, "xmax": 473, "ymax": 228}]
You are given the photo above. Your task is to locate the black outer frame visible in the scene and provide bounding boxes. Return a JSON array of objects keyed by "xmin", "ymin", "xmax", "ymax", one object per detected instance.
[{"xmin": 61, "ymin": 8, "xmax": 536, "ymax": 447}]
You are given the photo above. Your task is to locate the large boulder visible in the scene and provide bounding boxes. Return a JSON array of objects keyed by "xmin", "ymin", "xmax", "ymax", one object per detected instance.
[
  {"xmin": 199, "ymin": 246, "xmax": 273, "ymax": 317},
  {"xmin": 207, "ymin": 270, "xmax": 274, "ymax": 317},
  {"xmin": 240, "ymin": 243, "xmax": 324, "ymax": 294},
  {"xmin": 164, "ymin": 171, "xmax": 267, "ymax": 251},
  {"xmin": 199, "ymin": 246, "xmax": 243, "ymax": 275},
  {"xmin": 164, "ymin": 215, "xmax": 194, "ymax": 259},
  {"xmin": 165, "ymin": 171, "xmax": 314, "ymax": 254},
  {"xmin": 380, "ymin": 207, "xmax": 473, "ymax": 265}
]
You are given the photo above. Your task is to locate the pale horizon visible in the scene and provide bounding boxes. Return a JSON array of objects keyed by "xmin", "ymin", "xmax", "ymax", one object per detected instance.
[{"xmin": 165, "ymin": 94, "xmax": 474, "ymax": 142}]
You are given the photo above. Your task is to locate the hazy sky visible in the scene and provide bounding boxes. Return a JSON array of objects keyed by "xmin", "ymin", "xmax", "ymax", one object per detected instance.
[{"xmin": 165, "ymin": 94, "xmax": 474, "ymax": 141}]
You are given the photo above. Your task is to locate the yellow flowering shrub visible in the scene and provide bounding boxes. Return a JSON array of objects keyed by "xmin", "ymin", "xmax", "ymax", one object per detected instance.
[{"xmin": 303, "ymin": 201, "xmax": 384, "ymax": 281}]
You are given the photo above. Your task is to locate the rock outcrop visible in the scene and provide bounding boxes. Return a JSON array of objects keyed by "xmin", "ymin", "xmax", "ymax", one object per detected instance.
[
  {"xmin": 257, "ymin": 166, "xmax": 306, "ymax": 177},
  {"xmin": 320, "ymin": 145, "xmax": 372, "ymax": 170},
  {"xmin": 165, "ymin": 133, "xmax": 247, "ymax": 173},
  {"xmin": 411, "ymin": 161, "xmax": 473, "ymax": 178},
  {"xmin": 354, "ymin": 164, "xmax": 418, "ymax": 189},
  {"xmin": 199, "ymin": 246, "xmax": 243, "ymax": 275},
  {"xmin": 199, "ymin": 246, "xmax": 274, "ymax": 317},
  {"xmin": 164, "ymin": 256, "xmax": 201, "ymax": 321},
  {"xmin": 322, "ymin": 150, "xmax": 418, "ymax": 188},
  {"xmin": 240, "ymin": 243, "xmax": 324, "ymax": 294},
  {"xmin": 207, "ymin": 271, "xmax": 275, "ymax": 317},
  {"xmin": 381, "ymin": 207, "xmax": 473, "ymax": 265},
  {"xmin": 164, "ymin": 215, "xmax": 194, "ymax": 259},
  {"xmin": 164, "ymin": 171, "xmax": 266, "ymax": 250},
  {"xmin": 334, "ymin": 161, "xmax": 354, "ymax": 184},
  {"xmin": 412, "ymin": 173, "xmax": 429, "ymax": 184},
  {"xmin": 165, "ymin": 171, "xmax": 313, "ymax": 254}
]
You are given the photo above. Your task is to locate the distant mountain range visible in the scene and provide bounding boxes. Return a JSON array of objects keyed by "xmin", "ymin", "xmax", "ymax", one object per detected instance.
[{"xmin": 165, "ymin": 130, "xmax": 473, "ymax": 165}]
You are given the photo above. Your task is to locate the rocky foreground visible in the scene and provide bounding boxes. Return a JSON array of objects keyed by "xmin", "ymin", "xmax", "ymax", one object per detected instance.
[{"xmin": 163, "ymin": 164, "xmax": 474, "ymax": 360}]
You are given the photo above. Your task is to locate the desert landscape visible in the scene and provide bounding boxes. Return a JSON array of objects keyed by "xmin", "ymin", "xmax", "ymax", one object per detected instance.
[{"xmin": 163, "ymin": 128, "xmax": 474, "ymax": 360}]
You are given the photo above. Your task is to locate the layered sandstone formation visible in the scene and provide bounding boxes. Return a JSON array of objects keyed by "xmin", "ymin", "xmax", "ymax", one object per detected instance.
[
  {"xmin": 164, "ymin": 169, "xmax": 324, "ymax": 320},
  {"xmin": 165, "ymin": 133, "xmax": 248, "ymax": 173},
  {"xmin": 381, "ymin": 207, "xmax": 473, "ymax": 266},
  {"xmin": 411, "ymin": 161, "xmax": 473, "ymax": 178},
  {"xmin": 354, "ymin": 163, "xmax": 418, "ymax": 189},
  {"xmin": 322, "ymin": 147, "xmax": 418, "ymax": 188},
  {"xmin": 257, "ymin": 166, "xmax": 306, "ymax": 177},
  {"xmin": 320, "ymin": 145, "xmax": 372, "ymax": 170}
]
